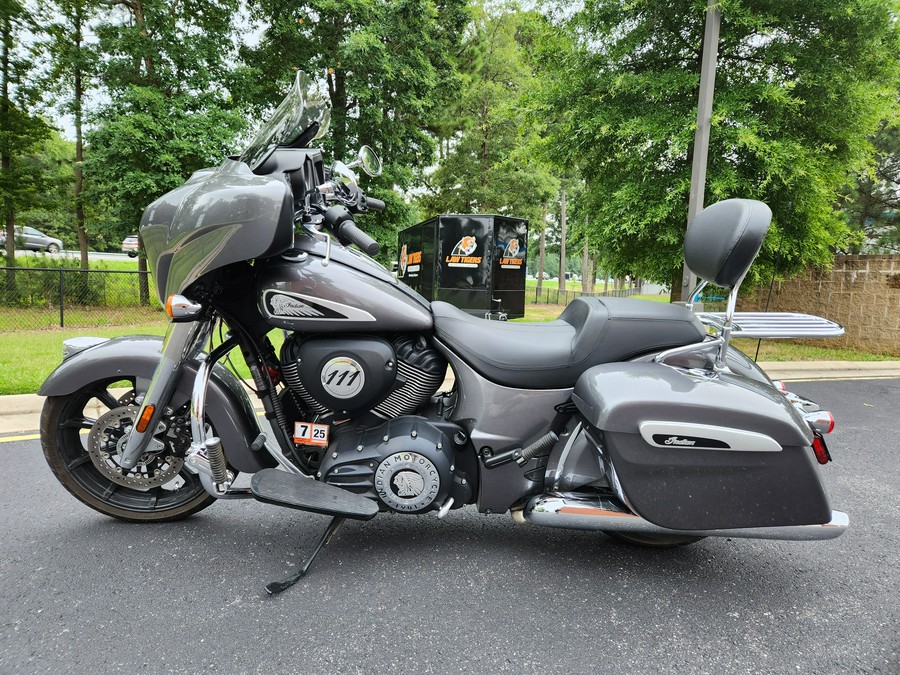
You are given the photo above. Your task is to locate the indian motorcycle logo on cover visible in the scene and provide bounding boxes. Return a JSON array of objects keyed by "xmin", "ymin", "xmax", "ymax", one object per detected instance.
[
  {"xmin": 445, "ymin": 236, "xmax": 482, "ymax": 268},
  {"xmin": 399, "ymin": 244, "xmax": 422, "ymax": 277}
]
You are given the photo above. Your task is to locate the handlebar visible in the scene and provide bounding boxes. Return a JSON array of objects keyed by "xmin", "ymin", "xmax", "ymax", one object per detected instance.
[
  {"xmin": 323, "ymin": 205, "xmax": 381, "ymax": 256},
  {"xmin": 364, "ymin": 196, "xmax": 386, "ymax": 212}
]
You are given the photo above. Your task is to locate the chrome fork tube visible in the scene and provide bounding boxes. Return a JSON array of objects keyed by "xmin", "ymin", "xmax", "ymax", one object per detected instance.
[{"xmin": 120, "ymin": 318, "xmax": 212, "ymax": 469}]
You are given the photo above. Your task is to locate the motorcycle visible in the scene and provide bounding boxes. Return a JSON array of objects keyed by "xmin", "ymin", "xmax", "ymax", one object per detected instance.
[{"xmin": 39, "ymin": 74, "xmax": 847, "ymax": 594}]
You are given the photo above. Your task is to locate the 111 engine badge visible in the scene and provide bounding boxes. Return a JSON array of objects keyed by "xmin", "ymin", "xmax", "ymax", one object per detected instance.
[{"xmin": 321, "ymin": 357, "xmax": 365, "ymax": 399}]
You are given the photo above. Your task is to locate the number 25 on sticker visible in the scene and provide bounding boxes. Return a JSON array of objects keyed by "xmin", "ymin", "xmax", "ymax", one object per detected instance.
[{"xmin": 294, "ymin": 422, "xmax": 329, "ymax": 447}]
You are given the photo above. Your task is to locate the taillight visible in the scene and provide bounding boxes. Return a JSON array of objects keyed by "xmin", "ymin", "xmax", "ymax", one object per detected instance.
[{"xmin": 812, "ymin": 431, "xmax": 832, "ymax": 465}]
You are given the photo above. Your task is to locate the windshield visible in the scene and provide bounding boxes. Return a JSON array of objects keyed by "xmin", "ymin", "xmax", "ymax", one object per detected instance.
[{"xmin": 238, "ymin": 72, "xmax": 331, "ymax": 170}]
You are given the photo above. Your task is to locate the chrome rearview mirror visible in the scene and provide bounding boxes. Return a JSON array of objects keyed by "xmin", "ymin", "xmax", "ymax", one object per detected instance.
[
  {"xmin": 330, "ymin": 161, "xmax": 358, "ymax": 189},
  {"xmin": 346, "ymin": 145, "xmax": 382, "ymax": 177}
]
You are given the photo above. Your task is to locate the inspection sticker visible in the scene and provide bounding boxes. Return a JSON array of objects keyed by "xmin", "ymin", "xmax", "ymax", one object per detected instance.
[{"xmin": 294, "ymin": 422, "xmax": 329, "ymax": 447}]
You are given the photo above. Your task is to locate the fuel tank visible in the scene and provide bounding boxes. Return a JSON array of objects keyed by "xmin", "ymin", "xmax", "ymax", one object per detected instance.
[{"xmin": 257, "ymin": 230, "xmax": 433, "ymax": 333}]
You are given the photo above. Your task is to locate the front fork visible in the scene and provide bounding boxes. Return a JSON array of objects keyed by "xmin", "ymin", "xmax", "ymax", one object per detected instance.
[{"xmin": 119, "ymin": 318, "xmax": 213, "ymax": 469}]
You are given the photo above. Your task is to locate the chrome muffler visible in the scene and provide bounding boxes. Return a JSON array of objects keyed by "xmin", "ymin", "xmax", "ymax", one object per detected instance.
[{"xmin": 519, "ymin": 493, "xmax": 848, "ymax": 541}]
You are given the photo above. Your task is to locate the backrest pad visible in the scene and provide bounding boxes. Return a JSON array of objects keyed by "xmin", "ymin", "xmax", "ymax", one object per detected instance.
[{"xmin": 683, "ymin": 199, "xmax": 771, "ymax": 289}]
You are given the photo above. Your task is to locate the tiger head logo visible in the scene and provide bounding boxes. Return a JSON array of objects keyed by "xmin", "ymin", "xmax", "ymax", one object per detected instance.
[
  {"xmin": 452, "ymin": 236, "xmax": 477, "ymax": 256},
  {"xmin": 504, "ymin": 238, "xmax": 520, "ymax": 258},
  {"xmin": 399, "ymin": 244, "xmax": 408, "ymax": 276}
]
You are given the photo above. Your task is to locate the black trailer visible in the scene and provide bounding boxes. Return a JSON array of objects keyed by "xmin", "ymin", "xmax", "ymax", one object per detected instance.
[{"xmin": 397, "ymin": 214, "xmax": 528, "ymax": 319}]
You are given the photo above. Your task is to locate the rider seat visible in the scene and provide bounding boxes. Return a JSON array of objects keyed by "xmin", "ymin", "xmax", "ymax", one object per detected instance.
[{"xmin": 431, "ymin": 296, "xmax": 706, "ymax": 389}]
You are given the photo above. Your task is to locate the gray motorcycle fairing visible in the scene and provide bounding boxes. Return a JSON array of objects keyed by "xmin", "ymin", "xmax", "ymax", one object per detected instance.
[
  {"xmin": 258, "ymin": 248, "xmax": 433, "ymax": 333},
  {"xmin": 141, "ymin": 159, "xmax": 294, "ymax": 305},
  {"xmin": 39, "ymin": 335, "xmax": 275, "ymax": 474}
]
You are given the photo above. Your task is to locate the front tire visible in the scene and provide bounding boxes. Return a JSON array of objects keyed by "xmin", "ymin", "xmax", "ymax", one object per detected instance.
[
  {"xmin": 47, "ymin": 243, "xmax": 60, "ymax": 253},
  {"xmin": 40, "ymin": 376, "xmax": 215, "ymax": 522}
]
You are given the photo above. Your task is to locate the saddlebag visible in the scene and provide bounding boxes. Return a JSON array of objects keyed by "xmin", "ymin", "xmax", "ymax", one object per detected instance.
[{"xmin": 572, "ymin": 362, "xmax": 832, "ymax": 531}]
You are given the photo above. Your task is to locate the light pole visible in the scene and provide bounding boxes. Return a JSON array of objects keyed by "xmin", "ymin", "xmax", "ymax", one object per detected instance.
[{"xmin": 680, "ymin": 0, "xmax": 721, "ymax": 304}]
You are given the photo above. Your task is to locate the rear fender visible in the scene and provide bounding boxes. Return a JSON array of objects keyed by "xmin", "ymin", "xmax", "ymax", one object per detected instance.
[{"xmin": 39, "ymin": 335, "xmax": 275, "ymax": 473}]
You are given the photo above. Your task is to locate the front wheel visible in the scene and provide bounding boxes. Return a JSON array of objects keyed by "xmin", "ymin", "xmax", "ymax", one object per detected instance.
[
  {"xmin": 40, "ymin": 376, "xmax": 216, "ymax": 522},
  {"xmin": 603, "ymin": 531, "xmax": 705, "ymax": 547},
  {"xmin": 46, "ymin": 243, "xmax": 60, "ymax": 253}
]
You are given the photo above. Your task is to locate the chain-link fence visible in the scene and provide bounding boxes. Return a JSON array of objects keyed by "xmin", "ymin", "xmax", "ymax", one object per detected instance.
[
  {"xmin": 0, "ymin": 267, "xmax": 164, "ymax": 331},
  {"xmin": 531, "ymin": 286, "xmax": 642, "ymax": 305}
]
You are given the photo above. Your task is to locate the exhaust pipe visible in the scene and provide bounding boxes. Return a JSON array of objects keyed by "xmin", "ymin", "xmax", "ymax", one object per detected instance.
[{"xmin": 521, "ymin": 494, "xmax": 848, "ymax": 541}]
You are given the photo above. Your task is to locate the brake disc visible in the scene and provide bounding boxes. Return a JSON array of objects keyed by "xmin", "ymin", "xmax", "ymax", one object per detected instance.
[{"xmin": 87, "ymin": 406, "xmax": 184, "ymax": 490}]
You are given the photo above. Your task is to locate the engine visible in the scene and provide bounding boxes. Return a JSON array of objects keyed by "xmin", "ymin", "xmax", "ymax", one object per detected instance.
[
  {"xmin": 280, "ymin": 334, "xmax": 447, "ymax": 421},
  {"xmin": 278, "ymin": 333, "xmax": 474, "ymax": 512},
  {"xmin": 317, "ymin": 416, "xmax": 473, "ymax": 513}
]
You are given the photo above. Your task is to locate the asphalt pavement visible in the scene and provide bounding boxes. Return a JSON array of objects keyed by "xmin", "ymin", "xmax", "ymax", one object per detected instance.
[{"xmin": 0, "ymin": 377, "xmax": 897, "ymax": 673}]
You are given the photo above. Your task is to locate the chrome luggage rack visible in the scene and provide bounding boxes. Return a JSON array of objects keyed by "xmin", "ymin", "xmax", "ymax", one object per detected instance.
[{"xmin": 698, "ymin": 312, "xmax": 845, "ymax": 339}]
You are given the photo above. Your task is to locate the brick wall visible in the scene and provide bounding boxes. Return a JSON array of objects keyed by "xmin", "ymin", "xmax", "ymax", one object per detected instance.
[{"xmin": 737, "ymin": 255, "xmax": 900, "ymax": 356}]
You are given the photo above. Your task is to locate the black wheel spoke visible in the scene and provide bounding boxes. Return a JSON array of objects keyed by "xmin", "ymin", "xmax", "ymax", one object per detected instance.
[
  {"xmin": 66, "ymin": 454, "xmax": 93, "ymax": 471},
  {"xmin": 90, "ymin": 388, "xmax": 122, "ymax": 412},
  {"xmin": 147, "ymin": 489, "xmax": 159, "ymax": 509},
  {"xmin": 61, "ymin": 417, "xmax": 96, "ymax": 430},
  {"xmin": 101, "ymin": 482, "xmax": 119, "ymax": 500}
]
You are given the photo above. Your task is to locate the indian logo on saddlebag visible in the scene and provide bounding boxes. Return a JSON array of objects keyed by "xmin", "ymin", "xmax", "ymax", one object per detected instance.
[{"xmin": 269, "ymin": 294, "xmax": 325, "ymax": 318}]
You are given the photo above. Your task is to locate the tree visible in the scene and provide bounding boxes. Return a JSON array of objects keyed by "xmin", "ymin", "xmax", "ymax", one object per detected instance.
[
  {"xmin": 1, "ymin": 0, "xmax": 51, "ymax": 273},
  {"xmin": 87, "ymin": 0, "xmax": 246, "ymax": 302},
  {"xmin": 419, "ymin": 4, "xmax": 558, "ymax": 228},
  {"xmin": 17, "ymin": 131, "xmax": 76, "ymax": 245},
  {"xmin": 241, "ymin": 0, "xmax": 469, "ymax": 258},
  {"xmin": 840, "ymin": 121, "xmax": 900, "ymax": 253},
  {"xmin": 541, "ymin": 0, "xmax": 900, "ymax": 288},
  {"xmin": 33, "ymin": 0, "xmax": 100, "ymax": 270}
]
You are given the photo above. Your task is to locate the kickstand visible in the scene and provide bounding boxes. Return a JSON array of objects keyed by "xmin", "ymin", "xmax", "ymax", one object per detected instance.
[{"xmin": 265, "ymin": 516, "xmax": 346, "ymax": 595}]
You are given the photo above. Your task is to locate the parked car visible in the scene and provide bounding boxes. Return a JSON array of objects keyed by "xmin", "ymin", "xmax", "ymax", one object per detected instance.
[
  {"xmin": 0, "ymin": 226, "xmax": 63, "ymax": 253},
  {"xmin": 121, "ymin": 235, "xmax": 139, "ymax": 257}
]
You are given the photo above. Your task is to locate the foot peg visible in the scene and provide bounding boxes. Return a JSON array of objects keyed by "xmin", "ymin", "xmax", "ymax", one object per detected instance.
[{"xmin": 250, "ymin": 468, "xmax": 379, "ymax": 520}]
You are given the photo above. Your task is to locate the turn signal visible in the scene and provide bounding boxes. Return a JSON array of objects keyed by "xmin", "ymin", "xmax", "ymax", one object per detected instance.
[
  {"xmin": 136, "ymin": 405, "xmax": 156, "ymax": 433},
  {"xmin": 165, "ymin": 294, "xmax": 203, "ymax": 319}
]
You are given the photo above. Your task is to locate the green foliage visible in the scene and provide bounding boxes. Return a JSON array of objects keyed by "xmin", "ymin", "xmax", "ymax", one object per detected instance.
[
  {"xmin": 17, "ymin": 132, "xmax": 76, "ymax": 245},
  {"xmin": 840, "ymin": 121, "xmax": 900, "ymax": 252},
  {"xmin": 86, "ymin": 0, "xmax": 246, "ymax": 236},
  {"xmin": 419, "ymin": 4, "xmax": 559, "ymax": 226},
  {"xmin": 241, "ymin": 0, "xmax": 469, "ymax": 257},
  {"xmin": 540, "ymin": 0, "xmax": 900, "ymax": 286},
  {"xmin": 2, "ymin": 0, "xmax": 53, "ymax": 266}
]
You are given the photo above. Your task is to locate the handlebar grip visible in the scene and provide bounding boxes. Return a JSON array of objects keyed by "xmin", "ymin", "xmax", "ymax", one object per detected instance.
[
  {"xmin": 365, "ymin": 196, "xmax": 386, "ymax": 212},
  {"xmin": 336, "ymin": 219, "xmax": 381, "ymax": 256},
  {"xmin": 324, "ymin": 205, "xmax": 381, "ymax": 255}
]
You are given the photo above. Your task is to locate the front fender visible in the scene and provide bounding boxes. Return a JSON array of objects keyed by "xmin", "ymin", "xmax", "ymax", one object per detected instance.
[{"xmin": 39, "ymin": 335, "xmax": 276, "ymax": 473}]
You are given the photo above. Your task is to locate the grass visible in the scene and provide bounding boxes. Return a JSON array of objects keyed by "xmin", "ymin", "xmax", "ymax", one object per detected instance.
[
  {"xmin": 4, "ymin": 254, "xmax": 138, "ymax": 272},
  {"xmin": 0, "ymin": 305, "xmax": 164, "ymax": 332},
  {"xmin": 1, "ymin": 297, "xmax": 895, "ymax": 396},
  {"xmin": 0, "ymin": 322, "xmax": 168, "ymax": 396}
]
